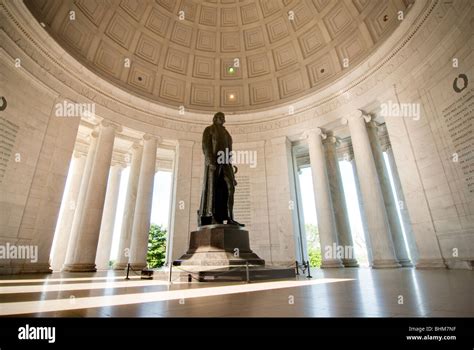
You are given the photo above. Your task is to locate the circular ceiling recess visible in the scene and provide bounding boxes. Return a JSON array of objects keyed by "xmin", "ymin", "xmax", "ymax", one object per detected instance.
[{"xmin": 25, "ymin": 0, "xmax": 411, "ymax": 113}]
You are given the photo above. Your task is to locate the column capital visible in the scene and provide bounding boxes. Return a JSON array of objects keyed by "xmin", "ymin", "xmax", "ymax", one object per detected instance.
[
  {"xmin": 341, "ymin": 110, "xmax": 372, "ymax": 125},
  {"xmin": 87, "ymin": 129, "xmax": 99, "ymax": 142},
  {"xmin": 303, "ymin": 127, "xmax": 327, "ymax": 141},
  {"xmin": 366, "ymin": 120, "xmax": 380, "ymax": 130},
  {"xmin": 142, "ymin": 134, "xmax": 161, "ymax": 144},
  {"xmin": 100, "ymin": 120, "xmax": 123, "ymax": 133},
  {"xmin": 323, "ymin": 133, "xmax": 339, "ymax": 146},
  {"xmin": 130, "ymin": 140, "xmax": 143, "ymax": 150}
]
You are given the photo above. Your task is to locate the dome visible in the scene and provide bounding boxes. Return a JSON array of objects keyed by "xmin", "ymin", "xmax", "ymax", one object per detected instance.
[{"xmin": 25, "ymin": 0, "xmax": 411, "ymax": 113}]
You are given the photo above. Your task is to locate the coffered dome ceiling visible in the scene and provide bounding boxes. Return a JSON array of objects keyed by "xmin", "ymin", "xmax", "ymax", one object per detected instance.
[{"xmin": 25, "ymin": 0, "xmax": 411, "ymax": 113}]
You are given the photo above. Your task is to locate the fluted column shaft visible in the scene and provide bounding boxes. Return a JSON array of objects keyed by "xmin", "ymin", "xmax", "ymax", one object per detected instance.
[
  {"xmin": 114, "ymin": 143, "xmax": 143, "ymax": 269},
  {"xmin": 343, "ymin": 111, "xmax": 399, "ymax": 268},
  {"xmin": 324, "ymin": 136, "xmax": 359, "ymax": 267},
  {"xmin": 349, "ymin": 158, "xmax": 374, "ymax": 265},
  {"xmin": 129, "ymin": 135, "xmax": 158, "ymax": 269},
  {"xmin": 63, "ymin": 121, "xmax": 119, "ymax": 272},
  {"xmin": 95, "ymin": 163, "xmax": 124, "ymax": 270},
  {"xmin": 367, "ymin": 122, "xmax": 412, "ymax": 267},
  {"xmin": 307, "ymin": 129, "xmax": 343, "ymax": 268},
  {"xmin": 63, "ymin": 131, "xmax": 99, "ymax": 270},
  {"xmin": 168, "ymin": 140, "xmax": 194, "ymax": 262},
  {"xmin": 50, "ymin": 152, "xmax": 87, "ymax": 271},
  {"xmin": 385, "ymin": 146, "xmax": 419, "ymax": 263}
]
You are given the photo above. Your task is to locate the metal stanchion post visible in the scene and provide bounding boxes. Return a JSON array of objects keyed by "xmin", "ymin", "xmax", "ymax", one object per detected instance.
[
  {"xmin": 306, "ymin": 260, "xmax": 312, "ymax": 279},
  {"xmin": 246, "ymin": 261, "xmax": 250, "ymax": 283},
  {"xmin": 125, "ymin": 263, "xmax": 130, "ymax": 280},
  {"xmin": 168, "ymin": 263, "xmax": 172, "ymax": 284},
  {"xmin": 295, "ymin": 261, "xmax": 299, "ymax": 275}
]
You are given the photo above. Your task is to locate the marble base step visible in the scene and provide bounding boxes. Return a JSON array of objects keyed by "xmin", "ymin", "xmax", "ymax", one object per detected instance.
[{"xmin": 156, "ymin": 265, "xmax": 296, "ymax": 282}]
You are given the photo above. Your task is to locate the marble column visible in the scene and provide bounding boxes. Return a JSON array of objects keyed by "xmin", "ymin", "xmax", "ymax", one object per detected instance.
[
  {"xmin": 367, "ymin": 122, "xmax": 413, "ymax": 267},
  {"xmin": 95, "ymin": 162, "xmax": 125, "ymax": 270},
  {"xmin": 62, "ymin": 130, "xmax": 99, "ymax": 270},
  {"xmin": 168, "ymin": 140, "xmax": 194, "ymax": 263},
  {"xmin": 348, "ymin": 157, "xmax": 374, "ymax": 265},
  {"xmin": 342, "ymin": 111, "xmax": 399, "ymax": 268},
  {"xmin": 324, "ymin": 134, "xmax": 359, "ymax": 267},
  {"xmin": 265, "ymin": 136, "xmax": 299, "ymax": 265},
  {"xmin": 114, "ymin": 142, "xmax": 143, "ymax": 270},
  {"xmin": 129, "ymin": 135, "xmax": 158, "ymax": 270},
  {"xmin": 50, "ymin": 151, "xmax": 87, "ymax": 271},
  {"xmin": 63, "ymin": 121, "xmax": 120, "ymax": 272},
  {"xmin": 307, "ymin": 128, "xmax": 343, "ymax": 268},
  {"xmin": 385, "ymin": 144, "xmax": 419, "ymax": 263}
]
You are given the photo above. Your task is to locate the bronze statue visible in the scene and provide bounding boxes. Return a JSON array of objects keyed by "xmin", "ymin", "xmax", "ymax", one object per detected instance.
[{"xmin": 198, "ymin": 112, "xmax": 244, "ymax": 227}]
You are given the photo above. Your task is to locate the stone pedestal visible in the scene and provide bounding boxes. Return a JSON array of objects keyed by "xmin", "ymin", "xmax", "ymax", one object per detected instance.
[
  {"xmin": 173, "ymin": 224, "xmax": 297, "ymax": 281},
  {"xmin": 174, "ymin": 225, "xmax": 265, "ymax": 266}
]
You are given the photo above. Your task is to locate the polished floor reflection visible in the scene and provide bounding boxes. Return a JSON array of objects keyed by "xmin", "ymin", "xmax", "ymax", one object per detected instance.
[{"xmin": 0, "ymin": 268, "xmax": 472, "ymax": 317}]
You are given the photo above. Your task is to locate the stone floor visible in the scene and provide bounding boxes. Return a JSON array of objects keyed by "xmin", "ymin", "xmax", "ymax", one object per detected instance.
[{"xmin": 0, "ymin": 268, "xmax": 472, "ymax": 317}]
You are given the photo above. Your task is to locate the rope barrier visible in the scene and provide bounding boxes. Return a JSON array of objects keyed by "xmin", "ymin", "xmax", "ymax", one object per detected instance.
[{"xmin": 123, "ymin": 260, "xmax": 308, "ymax": 282}]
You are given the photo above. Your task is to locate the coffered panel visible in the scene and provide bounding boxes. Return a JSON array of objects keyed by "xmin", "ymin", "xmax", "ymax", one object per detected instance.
[
  {"xmin": 27, "ymin": 0, "xmax": 411, "ymax": 112},
  {"xmin": 193, "ymin": 55, "xmax": 216, "ymax": 79}
]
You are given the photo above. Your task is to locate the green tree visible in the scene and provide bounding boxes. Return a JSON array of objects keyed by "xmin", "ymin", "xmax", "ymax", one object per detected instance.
[
  {"xmin": 308, "ymin": 246, "xmax": 322, "ymax": 268},
  {"xmin": 305, "ymin": 224, "xmax": 321, "ymax": 268},
  {"xmin": 147, "ymin": 224, "xmax": 167, "ymax": 268}
]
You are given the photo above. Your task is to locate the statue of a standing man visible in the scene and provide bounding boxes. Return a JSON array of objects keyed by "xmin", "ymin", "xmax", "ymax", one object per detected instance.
[{"xmin": 198, "ymin": 112, "xmax": 244, "ymax": 227}]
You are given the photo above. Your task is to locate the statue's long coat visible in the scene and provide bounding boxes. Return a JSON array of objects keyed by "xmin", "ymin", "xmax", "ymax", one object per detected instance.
[{"xmin": 198, "ymin": 124, "xmax": 235, "ymax": 224}]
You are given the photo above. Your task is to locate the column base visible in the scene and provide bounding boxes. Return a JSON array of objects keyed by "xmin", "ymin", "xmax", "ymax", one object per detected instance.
[
  {"xmin": 398, "ymin": 259, "xmax": 413, "ymax": 267},
  {"xmin": 320, "ymin": 259, "xmax": 344, "ymax": 268},
  {"xmin": 372, "ymin": 259, "xmax": 401, "ymax": 269},
  {"xmin": 415, "ymin": 259, "xmax": 447, "ymax": 269},
  {"xmin": 62, "ymin": 263, "xmax": 97, "ymax": 272},
  {"xmin": 113, "ymin": 262, "xmax": 128, "ymax": 270},
  {"xmin": 342, "ymin": 258, "xmax": 359, "ymax": 267}
]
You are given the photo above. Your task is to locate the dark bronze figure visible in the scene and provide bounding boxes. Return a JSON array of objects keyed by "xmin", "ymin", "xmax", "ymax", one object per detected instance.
[{"xmin": 198, "ymin": 112, "xmax": 244, "ymax": 227}]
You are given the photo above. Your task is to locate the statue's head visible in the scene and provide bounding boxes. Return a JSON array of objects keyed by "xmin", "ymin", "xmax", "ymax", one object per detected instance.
[{"xmin": 213, "ymin": 112, "xmax": 225, "ymax": 125}]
